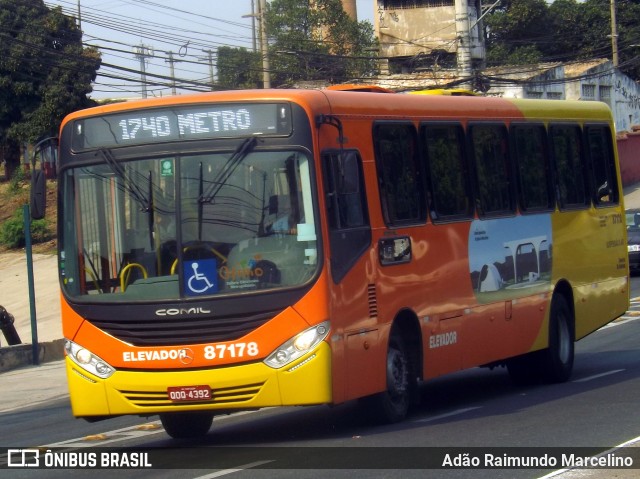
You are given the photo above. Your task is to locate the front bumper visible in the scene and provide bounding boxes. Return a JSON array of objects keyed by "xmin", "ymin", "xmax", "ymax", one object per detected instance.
[{"xmin": 66, "ymin": 341, "xmax": 332, "ymax": 417}]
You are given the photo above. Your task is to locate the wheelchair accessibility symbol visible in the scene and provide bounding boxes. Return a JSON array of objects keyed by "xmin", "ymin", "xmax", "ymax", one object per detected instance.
[{"xmin": 184, "ymin": 259, "xmax": 218, "ymax": 296}]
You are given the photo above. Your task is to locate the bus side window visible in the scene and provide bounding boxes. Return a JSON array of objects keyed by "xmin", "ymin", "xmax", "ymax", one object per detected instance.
[
  {"xmin": 373, "ymin": 122, "xmax": 426, "ymax": 226},
  {"xmin": 422, "ymin": 123, "xmax": 473, "ymax": 221},
  {"xmin": 511, "ymin": 124, "xmax": 554, "ymax": 212},
  {"xmin": 469, "ymin": 123, "xmax": 515, "ymax": 217},
  {"xmin": 585, "ymin": 125, "xmax": 619, "ymax": 207},
  {"xmin": 550, "ymin": 124, "xmax": 589, "ymax": 210},
  {"xmin": 322, "ymin": 150, "xmax": 371, "ymax": 283}
]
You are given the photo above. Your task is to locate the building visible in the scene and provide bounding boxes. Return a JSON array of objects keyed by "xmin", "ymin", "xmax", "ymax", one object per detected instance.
[
  {"xmin": 483, "ymin": 59, "xmax": 640, "ymax": 135},
  {"xmin": 374, "ymin": 0, "xmax": 485, "ymax": 75}
]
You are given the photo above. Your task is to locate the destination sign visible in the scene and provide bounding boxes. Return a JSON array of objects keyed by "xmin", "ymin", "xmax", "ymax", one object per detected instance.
[{"xmin": 71, "ymin": 103, "xmax": 292, "ymax": 150}]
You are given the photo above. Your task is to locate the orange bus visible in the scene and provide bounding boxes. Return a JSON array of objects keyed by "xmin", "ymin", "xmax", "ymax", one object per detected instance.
[{"xmin": 33, "ymin": 88, "xmax": 629, "ymax": 438}]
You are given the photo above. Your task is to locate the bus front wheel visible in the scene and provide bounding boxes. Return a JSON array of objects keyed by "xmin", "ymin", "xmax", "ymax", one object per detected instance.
[
  {"xmin": 160, "ymin": 411, "xmax": 214, "ymax": 439},
  {"xmin": 363, "ymin": 333, "xmax": 411, "ymax": 423}
]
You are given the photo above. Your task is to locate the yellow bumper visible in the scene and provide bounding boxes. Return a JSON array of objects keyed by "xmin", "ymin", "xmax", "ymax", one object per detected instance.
[{"xmin": 66, "ymin": 342, "xmax": 332, "ymax": 417}]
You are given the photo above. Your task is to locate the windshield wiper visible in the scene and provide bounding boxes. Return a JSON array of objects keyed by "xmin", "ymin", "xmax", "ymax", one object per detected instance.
[
  {"xmin": 97, "ymin": 148, "xmax": 152, "ymax": 212},
  {"xmin": 199, "ymin": 137, "xmax": 258, "ymax": 204}
]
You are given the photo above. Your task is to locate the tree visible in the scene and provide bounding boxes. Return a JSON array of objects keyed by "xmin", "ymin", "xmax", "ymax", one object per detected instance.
[
  {"xmin": 612, "ymin": 0, "xmax": 640, "ymax": 80},
  {"xmin": 484, "ymin": 0, "xmax": 551, "ymax": 66},
  {"xmin": 217, "ymin": 46, "xmax": 262, "ymax": 90},
  {"xmin": 235, "ymin": 0, "xmax": 375, "ymax": 88},
  {"xmin": 0, "ymin": 0, "xmax": 101, "ymax": 178},
  {"xmin": 484, "ymin": 0, "xmax": 640, "ymax": 81}
]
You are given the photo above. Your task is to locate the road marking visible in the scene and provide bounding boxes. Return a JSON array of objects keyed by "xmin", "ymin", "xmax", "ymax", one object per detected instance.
[
  {"xmin": 44, "ymin": 421, "xmax": 167, "ymax": 448},
  {"xmin": 537, "ymin": 434, "xmax": 640, "ymax": 478},
  {"xmin": 192, "ymin": 460, "xmax": 274, "ymax": 478},
  {"xmin": 414, "ymin": 406, "xmax": 482, "ymax": 423},
  {"xmin": 572, "ymin": 369, "xmax": 625, "ymax": 383},
  {"xmin": 42, "ymin": 410, "xmax": 261, "ymax": 448},
  {"xmin": 603, "ymin": 315, "xmax": 640, "ymax": 328}
]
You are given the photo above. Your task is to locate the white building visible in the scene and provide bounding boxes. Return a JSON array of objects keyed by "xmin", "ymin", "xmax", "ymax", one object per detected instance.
[{"xmin": 483, "ymin": 59, "xmax": 640, "ymax": 133}]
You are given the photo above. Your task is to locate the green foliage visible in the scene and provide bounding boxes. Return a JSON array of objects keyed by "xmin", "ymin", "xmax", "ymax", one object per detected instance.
[
  {"xmin": 484, "ymin": 0, "xmax": 552, "ymax": 66},
  {"xmin": 0, "ymin": 0, "xmax": 101, "ymax": 170},
  {"xmin": 265, "ymin": 0, "xmax": 378, "ymax": 86},
  {"xmin": 217, "ymin": 47, "xmax": 262, "ymax": 89},
  {"xmin": 8, "ymin": 167, "xmax": 27, "ymax": 194},
  {"xmin": 215, "ymin": 0, "xmax": 378, "ymax": 88},
  {"xmin": 0, "ymin": 209, "xmax": 50, "ymax": 248},
  {"xmin": 487, "ymin": 44, "xmax": 543, "ymax": 66},
  {"xmin": 485, "ymin": 0, "xmax": 640, "ymax": 80}
]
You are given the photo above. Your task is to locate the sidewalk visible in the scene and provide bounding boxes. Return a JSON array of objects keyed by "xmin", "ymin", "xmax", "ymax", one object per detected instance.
[
  {"xmin": 0, "ymin": 252, "xmax": 63, "ymax": 371},
  {"xmin": 623, "ymin": 182, "xmax": 640, "ymax": 209},
  {"xmin": 0, "ymin": 251, "xmax": 68, "ymax": 416}
]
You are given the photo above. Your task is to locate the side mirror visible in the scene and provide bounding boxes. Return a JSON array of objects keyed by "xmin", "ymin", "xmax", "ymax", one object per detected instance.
[
  {"xmin": 29, "ymin": 136, "xmax": 58, "ymax": 220},
  {"xmin": 30, "ymin": 169, "xmax": 46, "ymax": 220}
]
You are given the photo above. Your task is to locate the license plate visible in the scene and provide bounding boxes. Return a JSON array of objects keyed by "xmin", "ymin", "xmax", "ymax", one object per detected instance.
[
  {"xmin": 629, "ymin": 245, "xmax": 640, "ymax": 252},
  {"xmin": 167, "ymin": 385, "xmax": 212, "ymax": 402}
]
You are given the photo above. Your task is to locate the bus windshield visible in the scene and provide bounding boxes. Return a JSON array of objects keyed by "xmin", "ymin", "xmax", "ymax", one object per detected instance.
[{"xmin": 59, "ymin": 145, "xmax": 318, "ymax": 302}]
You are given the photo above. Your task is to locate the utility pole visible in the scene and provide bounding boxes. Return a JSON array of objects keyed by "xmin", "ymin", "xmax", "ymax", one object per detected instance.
[
  {"xmin": 250, "ymin": 0, "xmax": 257, "ymax": 52},
  {"xmin": 166, "ymin": 51, "xmax": 179, "ymax": 95},
  {"xmin": 258, "ymin": 0, "xmax": 271, "ymax": 89},
  {"xmin": 610, "ymin": 0, "xmax": 619, "ymax": 67},
  {"xmin": 134, "ymin": 44, "xmax": 153, "ymax": 99},
  {"xmin": 202, "ymin": 49, "xmax": 217, "ymax": 90},
  {"xmin": 455, "ymin": 0, "xmax": 472, "ymax": 81},
  {"xmin": 77, "ymin": 0, "xmax": 82, "ymax": 29}
]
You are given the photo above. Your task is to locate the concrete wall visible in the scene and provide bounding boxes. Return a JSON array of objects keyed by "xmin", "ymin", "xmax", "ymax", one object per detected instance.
[
  {"xmin": 484, "ymin": 65, "xmax": 565, "ymax": 99},
  {"xmin": 612, "ymin": 74, "xmax": 640, "ymax": 133},
  {"xmin": 375, "ymin": 1, "xmax": 457, "ymax": 57}
]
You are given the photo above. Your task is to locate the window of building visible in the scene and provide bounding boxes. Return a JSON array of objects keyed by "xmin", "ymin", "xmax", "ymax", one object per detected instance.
[
  {"xmin": 382, "ymin": 0, "xmax": 454, "ymax": 8},
  {"xmin": 582, "ymin": 84, "xmax": 596, "ymax": 99},
  {"xmin": 599, "ymin": 85, "xmax": 612, "ymax": 107}
]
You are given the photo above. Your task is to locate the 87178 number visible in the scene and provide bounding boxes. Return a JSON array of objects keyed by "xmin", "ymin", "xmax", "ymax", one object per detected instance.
[{"xmin": 204, "ymin": 342, "xmax": 259, "ymax": 360}]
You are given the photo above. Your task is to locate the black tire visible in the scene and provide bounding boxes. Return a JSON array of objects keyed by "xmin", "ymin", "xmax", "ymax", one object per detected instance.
[
  {"xmin": 363, "ymin": 333, "xmax": 411, "ymax": 423},
  {"xmin": 541, "ymin": 295, "xmax": 574, "ymax": 383},
  {"xmin": 160, "ymin": 411, "xmax": 214, "ymax": 439},
  {"xmin": 507, "ymin": 294, "xmax": 574, "ymax": 385}
]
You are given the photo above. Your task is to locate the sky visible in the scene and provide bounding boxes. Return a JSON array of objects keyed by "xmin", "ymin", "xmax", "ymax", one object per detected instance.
[{"xmin": 43, "ymin": 0, "xmax": 377, "ymax": 99}]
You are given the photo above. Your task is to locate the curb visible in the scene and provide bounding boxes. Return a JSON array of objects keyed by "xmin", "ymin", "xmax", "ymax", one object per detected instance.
[{"xmin": 0, "ymin": 338, "xmax": 65, "ymax": 373}]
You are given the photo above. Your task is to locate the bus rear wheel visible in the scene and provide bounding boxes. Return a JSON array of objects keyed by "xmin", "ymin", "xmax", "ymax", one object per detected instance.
[
  {"xmin": 507, "ymin": 294, "xmax": 574, "ymax": 385},
  {"xmin": 541, "ymin": 295, "xmax": 574, "ymax": 383},
  {"xmin": 364, "ymin": 333, "xmax": 411, "ymax": 423},
  {"xmin": 160, "ymin": 411, "xmax": 214, "ymax": 439}
]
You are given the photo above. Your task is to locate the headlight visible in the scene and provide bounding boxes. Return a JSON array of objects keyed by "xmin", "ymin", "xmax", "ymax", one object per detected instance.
[
  {"xmin": 65, "ymin": 340, "xmax": 115, "ymax": 379},
  {"xmin": 264, "ymin": 321, "xmax": 330, "ymax": 369}
]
